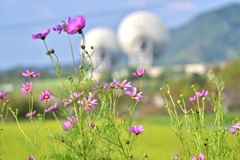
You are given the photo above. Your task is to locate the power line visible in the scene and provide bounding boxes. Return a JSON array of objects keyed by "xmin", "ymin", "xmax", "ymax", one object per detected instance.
[{"xmin": 0, "ymin": 3, "xmax": 163, "ymax": 31}]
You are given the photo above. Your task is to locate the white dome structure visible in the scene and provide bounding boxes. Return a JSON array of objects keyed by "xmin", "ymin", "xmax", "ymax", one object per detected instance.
[
  {"xmin": 83, "ymin": 27, "xmax": 121, "ymax": 72},
  {"xmin": 117, "ymin": 11, "xmax": 168, "ymax": 67}
]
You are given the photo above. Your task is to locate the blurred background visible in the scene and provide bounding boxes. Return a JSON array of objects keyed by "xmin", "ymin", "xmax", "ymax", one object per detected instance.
[
  {"xmin": 1, "ymin": 1, "xmax": 240, "ymax": 159},
  {"xmin": 1, "ymin": 0, "xmax": 240, "ymax": 116}
]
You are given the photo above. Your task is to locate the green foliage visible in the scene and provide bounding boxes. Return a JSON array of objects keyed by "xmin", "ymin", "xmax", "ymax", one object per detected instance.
[{"xmin": 161, "ymin": 73, "xmax": 240, "ymax": 159}]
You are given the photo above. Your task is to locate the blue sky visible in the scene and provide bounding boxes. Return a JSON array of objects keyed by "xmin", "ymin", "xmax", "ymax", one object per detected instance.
[{"xmin": 0, "ymin": 0, "xmax": 239, "ymax": 71}]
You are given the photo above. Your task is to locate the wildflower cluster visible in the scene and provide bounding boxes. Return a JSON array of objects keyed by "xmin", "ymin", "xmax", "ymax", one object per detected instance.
[
  {"xmin": 161, "ymin": 74, "xmax": 240, "ymax": 159},
  {"xmin": 2, "ymin": 13, "xmax": 239, "ymax": 160},
  {"xmin": 3, "ymin": 15, "xmax": 148, "ymax": 160}
]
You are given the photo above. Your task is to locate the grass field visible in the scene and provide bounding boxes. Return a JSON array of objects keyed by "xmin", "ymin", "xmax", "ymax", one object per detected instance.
[{"xmin": 0, "ymin": 116, "xmax": 179, "ymax": 160}]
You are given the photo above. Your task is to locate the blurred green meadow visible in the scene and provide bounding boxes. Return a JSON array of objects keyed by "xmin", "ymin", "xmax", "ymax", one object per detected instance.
[
  {"xmin": 1, "ymin": 60, "xmax": 240, "ymax": 159},
  {"xmin": 1, "ymin": 116, "xmax": 179, "ymax": 160}
]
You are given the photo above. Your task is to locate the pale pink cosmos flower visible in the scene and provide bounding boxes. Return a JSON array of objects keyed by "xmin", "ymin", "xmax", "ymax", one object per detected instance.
[
  {"xmin": 196, "ymin": 90, "xmax": 208, "ymax": 98},
  {"xmin": 132, "ymin": 68, "xmax": 146, "ymax": 77},
  {"xmin": 66, "ymin": 16, "xmax": 86, "ymax": 35},
  {"xmin": 62, "ymin": 117, "xmax": 77, "ymax": 131},
  {"xmin": 113, "ymin": 79, "xmax": 132, "ymax": 90},
  {"xmin": 53, "ymin": 21, "xmax": 67, "ymax": 34},
  {"xmin": 230, "ymin": 123, "xmax": 240, "ymax": 134},
  {"xmin": 64, "ymin": 91, "xmax": 84, "ymax": 106},
  {"xmin": 22, "ymin": 69, "xmax": 41, "ymax": 78},
  {"xmin": 129, "ymin": 125, "xmax": 144, "ymax": 135},
  {"xmin": 32, "ymin": 29, "xmax": 50, "ymax": 40},
  {"xmin": 84, "ymin": 92, "xmax": 98, "ymax": 114},
  {"xmin": 125, "ymin": 87, "xmax": 143, "ymax": 101},
  {"xmin": 25, "ymin": 110, "xmax": 36, "ymax": 118},
  {"xmin": 192, "ymin": 153, "xmax": 204, "ymax": 160},
  {"xmin": 44, "ymin": 103, "xmax": 57, "ymax": 113},
  {"xmin": 39, "ymin": 90, "xmax": 54, "ymax": 102},
  {"xmin": 188, "ymin": 96, "xmax": 196, "ymax": 103},
  {"xmin": 84, "ymin": 92, "xmax": 98, "ymax": 108},
  {"xmin": 21, "ymin": 82, "xmax": 32, "ymax": 94},
  {"xmin": 172, "ymin": 153, "xmax": 180, "ymax": 159}
]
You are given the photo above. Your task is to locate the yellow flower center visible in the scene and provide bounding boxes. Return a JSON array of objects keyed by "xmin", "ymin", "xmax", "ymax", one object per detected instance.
[
  {"xmin": 26, "ymin": 86, "xmax": 30, "ymax": 90},
  {"xmin": 86, "ymin": 101, "xmax": 91, "ymax": 105}
]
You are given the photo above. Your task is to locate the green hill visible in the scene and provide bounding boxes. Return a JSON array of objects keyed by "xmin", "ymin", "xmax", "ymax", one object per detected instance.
[{"xmin": 156, "ymin": 3, "xmax": 240, "ymax": 66}]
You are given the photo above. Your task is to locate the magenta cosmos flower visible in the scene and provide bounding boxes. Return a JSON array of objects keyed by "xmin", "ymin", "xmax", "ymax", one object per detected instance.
[
  {"xmin": 196, "ymin": 90, "xmax": 208, "ymax": 98},
  {"xmin": 125, "ymin": 87, "xmax": 143, "ymax": 101},
  {"xmin": 63, "ymin": 117, "xmax": 77, "ymax": 131},
  {"xmin": 21, "ymin": 82, "xmax": 32, "ymax": 94},
  {"xmin": 66, "ymin": 16, "xmax": 86, "ymax": 34},
  {"xmin": 22, "ymin": 69, "xmax": 41, "ymax": 78},
  {"xmin": 39, "ymin": 90, "xmax": 54, "ymax": 102},
  {"xmin": 25, "ymin": 110, "xmax": 36, "ymax": 118},
  {"xmin": 0, "ymin": 91, "xmax": 8, "ymax": 102},
  {"xmin": 53, "ymin": 21, "xmax": 67, "ymax": 34},
  {"xmin": 32, "ymin": 29, "xmax": 50, "ymax": 40},
  {"xmin": 129, "ymin": 125, "xmax": 144, "ymax": 135},
  {"xmin": 192, "ymin": 153, "xmax": 204, "ymax": 160},
  {"xmin": 44, "ymin": 103, "xmax": 57, "ymax": 113},
  {"xmin": 28, "ymin": 156, "xmax": 34, "ymax": 160},
  {"xmin": 132, "ymin": 68, "xmax": 146, "ymax": 77},
  {"xmin": 188, "ymin": 96, "xmax": 196, "ymax": 103},
  {"xmin": 230, "ymin": 123, "xmax": 240, "ymax": 134},
  {"xmin": 0, "ymin": 91, "xmax": 7, "ymax": 99}
]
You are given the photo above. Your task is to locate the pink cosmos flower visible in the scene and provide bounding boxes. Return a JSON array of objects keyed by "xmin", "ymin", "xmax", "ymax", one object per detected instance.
[
  {"xmin": 25, "ymin": 110, "xmax": 36, "ymax": 118},
  {"xmin": 129, "ymin": 125, "xmax": 144, "ymax": 135},
  {"xmin": 125, "ymin": 87, "xmax": 143, "ymax": 101},
  {"xmin": 0, "ymin": 91, "xmax": 8, "ymax": 102},
  {"xmin": 132, "ymin": 68, "xmax": 146, "ymax": 77},
  {"xmin": 66, "ymin": 16, "xmax": 86, "ymax": 35},
  {"xmin": 44, "ymin": 103, "xmax": 57, "ymax": 113},
  {"xmin": 39, "ymin": 90, "xmax": 54, "ymax": 102},
  {"xmin": 53, "ymin": 21, "xmax": 67, "ymax": 34},
  {"xmin": 84, "ymin": 106, "xmax": 94, "ymax": 114},
  {"xmin": 84, "ymin": 92, "xmax": 98, "ymax": 108},
  {"xmin": 62, "ymin": 117, "xmax": 77, "ymax": 131},
  {"xmin": 230, "ymin": 123, "xmax": 240, "ymax": 134},
  {"xmin": 64, "ymin": 92, "xmax": 84, "ymax": 107},
  {"xmin": 22, "ymin": 69, "xmax": 41, "ymax": 78},
  {"xmin": 0, "ymin": 91, "xmax": 7, "ymax": 99},
  {"xmin": 28, "ymin": 156, "xmax": 34, "ymax": 160},
  {"xmin": 192, "ymin": 153, "xmax": 204, "ymax": 160},
  {"xmin": 188, "ymin": 96, "xmax": 196, "ymax": 103},
  {"xmin": 113, "ymin": 79, "xmax": 132, "ymax": 90},
  {"xmin": 196, "ymin": 90, "xmax": 208, "ymax": 98},
  {"xmin": 32, "ymin": 29, "xmax": 50, "ymax": 40},
  {"xmin": 21, "ymin": 82, "xmax": 32, "ymax": 94},
  {"xmin": 84, "ymin": 92, "xmax": 98, "ymax": 114},
  {"xmin": 88, "ymin": 121, "xmax": 95, "ymax": 129},
  {"xmin": 172, "ymin": 153, "xmax": 180, "ymax": 159}
]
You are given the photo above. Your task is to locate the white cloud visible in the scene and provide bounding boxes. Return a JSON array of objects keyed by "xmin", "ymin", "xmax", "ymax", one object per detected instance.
[{"xmin": 167, "ymin": 0, "xmax": 198, "ymax": 11}]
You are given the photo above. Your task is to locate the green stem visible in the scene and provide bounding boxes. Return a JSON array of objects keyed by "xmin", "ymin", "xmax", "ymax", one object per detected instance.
[
  {"xmin": 9, "ymin": 108, "xmax": 34, "ymax": 149},
  {"xmin": 67, "ymin": 34, "xmax": 79, "ymax": 82}
]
